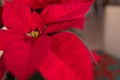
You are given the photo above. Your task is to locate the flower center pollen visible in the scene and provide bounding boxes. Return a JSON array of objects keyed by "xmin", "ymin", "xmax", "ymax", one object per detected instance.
[{"xmin": 30, "ymin": 31, "xmax": 39, "ymax": 37}]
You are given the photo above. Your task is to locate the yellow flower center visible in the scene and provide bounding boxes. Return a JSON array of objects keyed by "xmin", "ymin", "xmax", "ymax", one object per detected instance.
[{"xmin": 30, "ymin": 31, "xmax": 39, "ymax": 37}]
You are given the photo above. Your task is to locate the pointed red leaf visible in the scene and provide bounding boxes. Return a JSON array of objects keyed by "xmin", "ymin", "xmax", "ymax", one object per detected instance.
[
  {"xmin": 0, "ymin": 58, "xmax": 6, "ymax": 80},
  {"xmin": 51, "ymin": 32, "xmax": 93, "ymax": 80},
  {"xmin": 0, "ymin": 30, "xmax": 24, "ymax": 50},
  {"xmin": 3, "ymin": 0, "xmax": 39, "ymax": 33},
  {"xmin": 3, "ymin": 39, "xmax": 31, "ymax": 80},
  {"xmin": 26, "ymin": 35, "xmax": 51, "ymax": 77},
  {"xmin": 37, "ymin": 50, "xmax": 82, "ymax": 80},
  {"xmin": 41, "ymin": 0, "xmax": 94, "ymax": 33}
]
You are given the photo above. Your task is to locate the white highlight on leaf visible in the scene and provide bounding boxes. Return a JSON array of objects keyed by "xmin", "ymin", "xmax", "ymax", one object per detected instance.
[
  {"xmin": 1, "ymin": 26, "xmax": 8, "ymax": 30},
  {"xmin": 26, "ymin": 34, "xmax": 31, "ymax": 37},
  {"xmin": 0, "ymin": 50, "xmax": 3, "ymax": 58}
]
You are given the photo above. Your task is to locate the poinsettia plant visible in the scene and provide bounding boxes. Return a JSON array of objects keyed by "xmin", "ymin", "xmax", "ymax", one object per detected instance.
[{"xmin": 0, "ymin": 0, "xmax": 95, "ymax": 80}]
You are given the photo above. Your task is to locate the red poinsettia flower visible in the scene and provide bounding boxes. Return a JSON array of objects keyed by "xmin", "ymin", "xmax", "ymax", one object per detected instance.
[{"xmin": 0, "ymin": 0, "xmax": 95, "ymax": 80}]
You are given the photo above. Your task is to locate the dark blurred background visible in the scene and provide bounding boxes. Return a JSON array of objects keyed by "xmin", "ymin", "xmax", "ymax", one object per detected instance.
[{"xmin": 85, "ymin": 0, "xmax": 120, "ymax": 58}]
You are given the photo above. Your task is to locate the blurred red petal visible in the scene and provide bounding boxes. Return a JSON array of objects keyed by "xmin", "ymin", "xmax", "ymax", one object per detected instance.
[
  {"xmin": 3, "ymin": 39, "xmax": 31, "ymax": 80},
  {"xmin": 0, "ymin": 30, "xmax": 24, "ymax": 50},
  {"xmin": 51, "ymin": 32, "xmax": 93, "ymax": 80},
  {"xmin": 42, "ymin": 0, "xmax": 94, "ymax": 23},
  {"xmin": 31, "ymin": 12, "xmax": 44, "ymax": 31},
  {"xmin": 44, "ymin": 17, "xmax": 85, "ymax": 34},
  {"xmin": 2, "ymin": 35, "xmax": 51, "ymax": 80},
  {"xmin": 92, "ymin": 51, "xmax": 101, "ymax": 62},
  {"xmin": 38, "ymin": 50, "xmax": 82, "ymax": 80},
  {"xmin": 0, "ymin": 58, "xmax": 6, "ymax": 80},
  {"xmin": 3, "ymin": 0, "xmax": 36, "ymax": 33},
  {"xmin": 20, "ymin": 0, "xmax": 45, "ymax": 9},
  {"xmin": 41, "ymin": 0, "xmax": 94, "ymax": 33},
  {"xmin": 21, "ymin": 0, "xmax": 61, "ymax": 9},
  {"xmin": 27, "ymin": 35, "xmax": 51, "ymax": 77}
]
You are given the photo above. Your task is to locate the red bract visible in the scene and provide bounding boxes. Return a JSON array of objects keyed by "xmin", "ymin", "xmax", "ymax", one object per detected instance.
[
  {"xmin": 0, "ymin": 0, "xmax": 95, "ymax": 80},
  {"xmin": 20, "ymin": 0, "xmax": 61, "ymax": 9}
]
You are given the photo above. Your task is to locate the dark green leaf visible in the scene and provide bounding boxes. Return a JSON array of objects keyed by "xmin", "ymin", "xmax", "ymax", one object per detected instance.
[
  {"xmin": 68, "ymin": 28, "xmax": 86, "ymax": 41},
  {"xmin": 5, "ymin": 72, "xmax": 15, "ymax": 80},
  {"xmin": 29, "ymin": 71, "xmax": 45, "ymax": 80}
]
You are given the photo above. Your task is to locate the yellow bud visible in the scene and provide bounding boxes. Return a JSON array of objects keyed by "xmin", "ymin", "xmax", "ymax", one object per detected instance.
[{"xmin": 30, "ymin": 31, "xmax": 39, "ymax": 37}]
